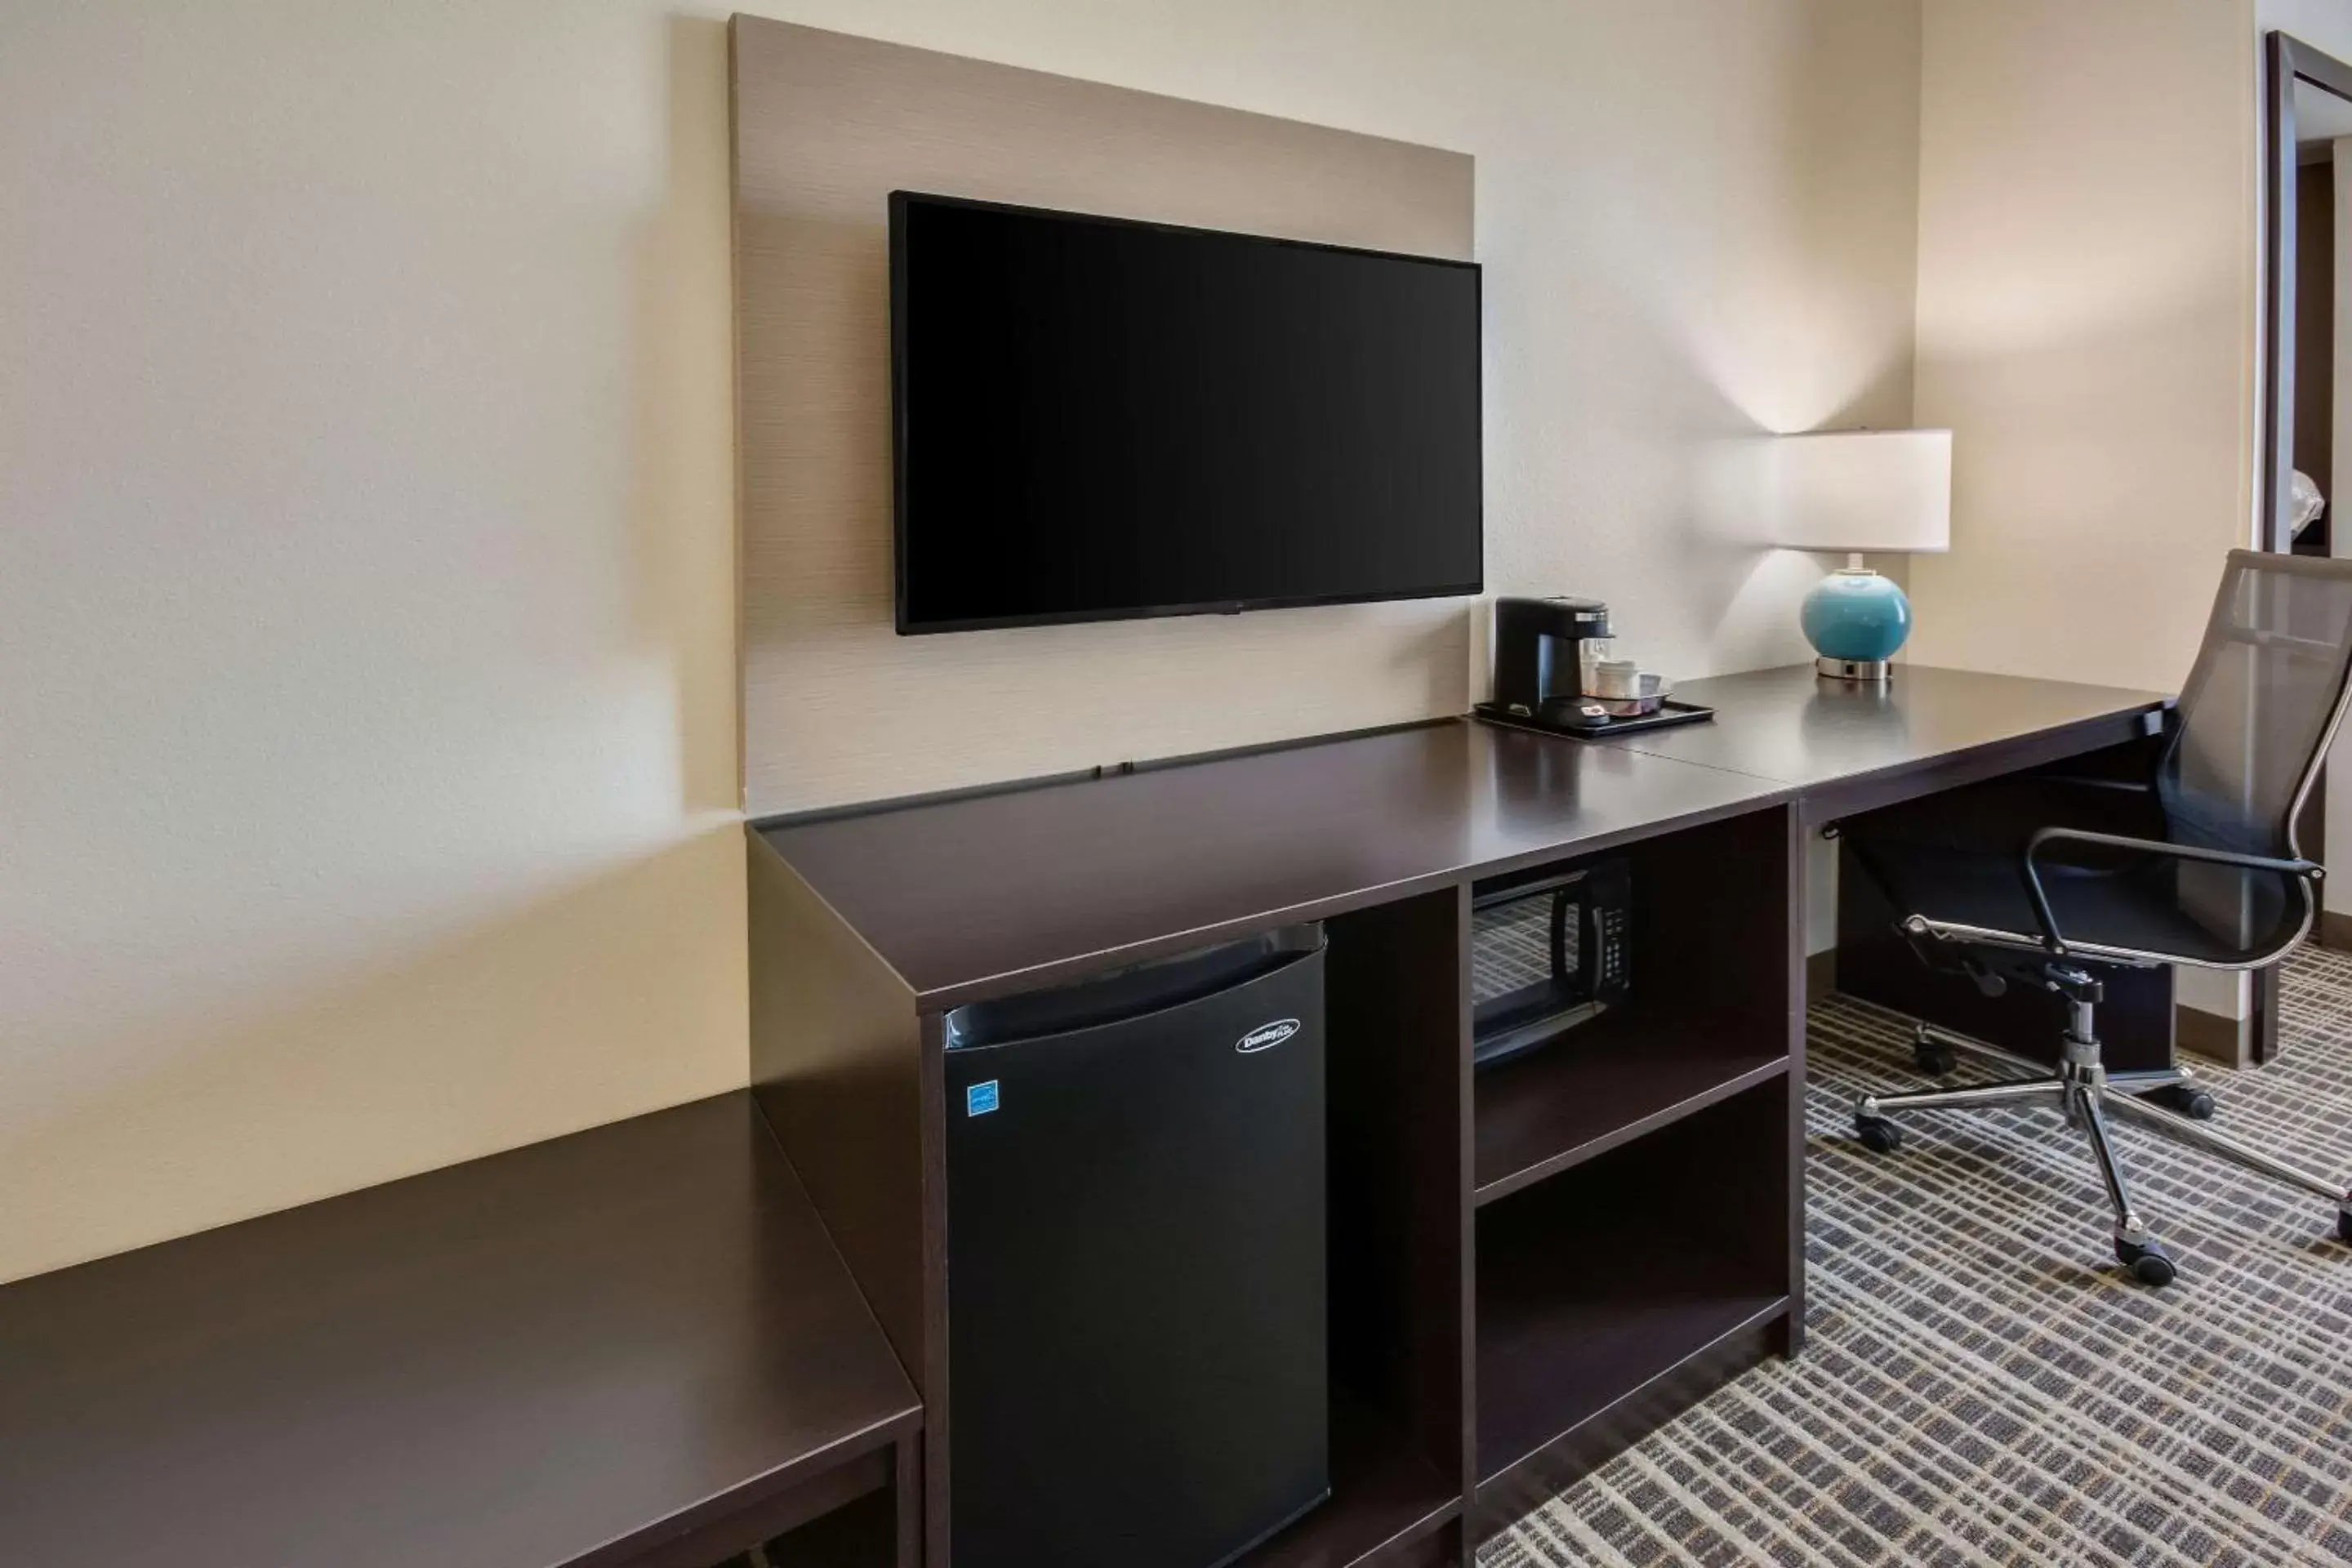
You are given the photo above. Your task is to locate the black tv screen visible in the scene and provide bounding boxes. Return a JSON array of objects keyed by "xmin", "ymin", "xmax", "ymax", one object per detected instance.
[{"xmin": 890, "ymin": 192, "xmax": 1483, "ymax": 633}]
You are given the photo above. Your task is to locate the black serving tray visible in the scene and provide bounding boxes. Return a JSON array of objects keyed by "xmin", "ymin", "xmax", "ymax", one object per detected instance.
[{"xmin": 1472, "ymin": 699, "xmax": 1717, "ymax": 741}]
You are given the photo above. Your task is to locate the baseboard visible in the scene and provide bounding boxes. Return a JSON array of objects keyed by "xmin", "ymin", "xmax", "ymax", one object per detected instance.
[
  {"xmin": 1806, "ymin": 948, "xmax": 1836, "ymax": 1001},
  {"xmin": 2320, "ymin": 910, "xmax": 2352, "ymax": 953},
  {"xmin": 2176, "ymin": 1003, "xmax": 2250, "ymax": 1069}
]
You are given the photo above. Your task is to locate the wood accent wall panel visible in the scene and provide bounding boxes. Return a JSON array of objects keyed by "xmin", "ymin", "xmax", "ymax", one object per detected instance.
[{"xmin": 730, "ymin": 16, "xmax": 1476, "ymax": 817}]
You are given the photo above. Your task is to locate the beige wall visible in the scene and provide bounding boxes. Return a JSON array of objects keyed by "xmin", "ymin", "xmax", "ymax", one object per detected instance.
[
  {"xmin": 2, "ymin": 0, "xmax": 1921, "ymax": 1283},
  {"xmin": 2, "ymin": 1, "xmax": 750, "ymax": 1282},
  {"xmin": 1909, "ymin": 0, "xmax": 2261, "ymax": 1021},
  {"xmin": 1908, "ymin": 0, "xmax": 2258, "ymax": 692},
  {"xmin": 2261, "ymin": 0, "xmax": 2352, "ymax": 65}
]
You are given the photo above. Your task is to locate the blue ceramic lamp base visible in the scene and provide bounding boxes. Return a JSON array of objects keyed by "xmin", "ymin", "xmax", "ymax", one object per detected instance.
[{"xmin": 1801, "ymin": 558, "xmax": 1912, "ymax": 683}]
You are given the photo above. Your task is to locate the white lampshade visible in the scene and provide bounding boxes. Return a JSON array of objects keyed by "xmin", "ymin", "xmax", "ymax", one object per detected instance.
[{"xmin": 1764, "ymin": 430, "xmax": 1951, "ymax": 555}]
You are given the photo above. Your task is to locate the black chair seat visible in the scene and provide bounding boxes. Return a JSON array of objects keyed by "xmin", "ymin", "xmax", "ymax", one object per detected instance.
[{"xmin": 1859, "ymin": 840, "xmax": 2289, "ymax": 967}]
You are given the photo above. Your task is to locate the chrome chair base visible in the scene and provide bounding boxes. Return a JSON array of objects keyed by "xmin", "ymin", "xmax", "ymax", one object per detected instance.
[
  {"xmin": 1852, "ymin": 975, "xmax": 2352, "ymax": 1286},
  {"xmin": 1908, "ymin": 1021, "xmax": 2219, "ymax": 1119}
]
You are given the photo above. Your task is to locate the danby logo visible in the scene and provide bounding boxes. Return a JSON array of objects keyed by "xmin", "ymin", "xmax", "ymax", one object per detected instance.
[{"xmin": 1237, "ymin": 1018, "xmax": 1301, "ymax": 1054}]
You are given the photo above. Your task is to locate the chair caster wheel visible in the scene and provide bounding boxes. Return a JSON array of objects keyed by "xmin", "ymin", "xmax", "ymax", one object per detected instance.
[
  {"xmin": 1855, "ymin": 1116, "xmax": 1903, "ymax": 1154},
  {"xmin": 2338, "ymin": 1209, "xmax": 2351, "ymax": 1246},
  {"xmin": 2117, "ymin": 1238, "xmax": 2176, "ymax": 1287},
  {"xmin": 1913, "ymin": 1041, "xmax": 1958, "ymax": 1076},
  {"xmin": 2145, "ymin": 1084, "xmax": 2216, "ymax": 1120}
]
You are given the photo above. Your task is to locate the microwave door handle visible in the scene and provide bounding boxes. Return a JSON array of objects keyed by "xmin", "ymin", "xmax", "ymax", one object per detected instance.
[
  {"xmin": 1548, "ymin": 888, "xmax": 1572, "ymax": 983},
  {"xmin": 1553, "ymin": 884, "xmax": 1606, "ymax": 995}
]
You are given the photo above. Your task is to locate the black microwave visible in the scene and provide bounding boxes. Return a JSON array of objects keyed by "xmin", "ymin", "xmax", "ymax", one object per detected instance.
[{"xmin": 1469, "ymin": 861, "xmax": 1630, "ymax": 1069}]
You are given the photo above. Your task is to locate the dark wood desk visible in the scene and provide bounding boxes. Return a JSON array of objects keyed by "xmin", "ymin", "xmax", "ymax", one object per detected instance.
[{"xmin": 0, "ymin": 1094, "xmax": 921, "ymax": 1568}]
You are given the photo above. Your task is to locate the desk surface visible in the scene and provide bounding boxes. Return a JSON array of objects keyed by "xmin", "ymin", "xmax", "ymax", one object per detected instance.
[
  {"xmin": 764, "ymin": 665, "xmax": 2167, "ymax": 1009},
  {"xmin": 1604, "ymin": 664, "xmax": 2170, "ymax": 792},
  {"xmin": 0, "ymin": 1094, "xmax": 920, "ymax": 1568},
  {"xmin": 764, "ymin": 719, "xmax": 1791, "ymax": 1009}
]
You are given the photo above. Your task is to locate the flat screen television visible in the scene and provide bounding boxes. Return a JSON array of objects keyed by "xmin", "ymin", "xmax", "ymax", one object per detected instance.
[{"xmin": 890, "ymin": 192, "xmax": 1483, "ymax": 634}]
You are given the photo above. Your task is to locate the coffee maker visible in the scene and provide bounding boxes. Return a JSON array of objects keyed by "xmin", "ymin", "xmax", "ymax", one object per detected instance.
[{"xmin": 1486, "ymin": 596, "xmax": 1614, "ymax": 728}]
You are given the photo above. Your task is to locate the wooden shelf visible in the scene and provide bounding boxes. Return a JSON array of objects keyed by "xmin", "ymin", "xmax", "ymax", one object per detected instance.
[
  {"xmin": 1472, "ymin": 1006, "xmax": 1788, "ymax": 1205},
  {"xmin": 1472, "ymin": 1286, "xmax": 1789, "ymax": 1536},
  {"xmin": 1472, "ymin": 1084, "xmax": 1791, "ymax": 1493},
  {"xmin": 1477, "ymin": 1256, "xmax": 1787, "ymax": 1488},
  {"xmin": 1238, "ymin": 1396, "xmax": 1460, "ymax": 1568}
]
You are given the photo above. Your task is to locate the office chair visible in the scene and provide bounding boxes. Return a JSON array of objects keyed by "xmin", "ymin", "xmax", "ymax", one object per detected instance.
[{"xmin": 1841, "ymin": 549, "xmax": 2352, "ymax": 1286}]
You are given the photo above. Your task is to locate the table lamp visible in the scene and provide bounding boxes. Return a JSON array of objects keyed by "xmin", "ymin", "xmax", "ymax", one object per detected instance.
[{"xmin": 1766, "ymin": 429, "xmax": 1952, "ymax": 683}]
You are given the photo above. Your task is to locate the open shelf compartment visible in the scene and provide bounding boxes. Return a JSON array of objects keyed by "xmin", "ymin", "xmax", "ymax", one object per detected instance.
[
  {"xmin": 1472, "ymin": 1009, "xmax": 1788, "ymax": 1205},
  {"xmin": 1236, "ymin": 887, "xmax": 1468, "ymax": 1568},
  {"xmin": 1473, "ymin": 1080, "xmax": 1794, "ymax": 1507},
  {"xmin": 764, "ymin": 1482, "xmax": 898, "ymax": 1567},
  {"xmin": 1471, "ymin": 806, "xmax": 1795, "ymax": 1205}
]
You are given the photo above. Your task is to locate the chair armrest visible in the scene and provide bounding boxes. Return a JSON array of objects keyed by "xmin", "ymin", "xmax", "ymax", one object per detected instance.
[{"xmin": 2020, "ymin": 826, "xmax": 2321, "ymax": 956}]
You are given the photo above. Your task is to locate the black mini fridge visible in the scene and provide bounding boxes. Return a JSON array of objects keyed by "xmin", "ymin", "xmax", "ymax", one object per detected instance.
[{"xmin": 941, "ymin": 924, "xmax": 1329, "ymax": 1568}]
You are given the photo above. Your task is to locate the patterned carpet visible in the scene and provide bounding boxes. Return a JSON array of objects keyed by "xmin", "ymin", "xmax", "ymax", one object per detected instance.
[{"xmin": 1485, "ymin": 945, "xmax": 2352, "ymax": 1568}]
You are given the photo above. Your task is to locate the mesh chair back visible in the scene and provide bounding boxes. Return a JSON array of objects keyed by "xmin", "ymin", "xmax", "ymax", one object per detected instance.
[{"xmin": 2160, "ymin": 550, "xmax": 2352, "ymax": 862}]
